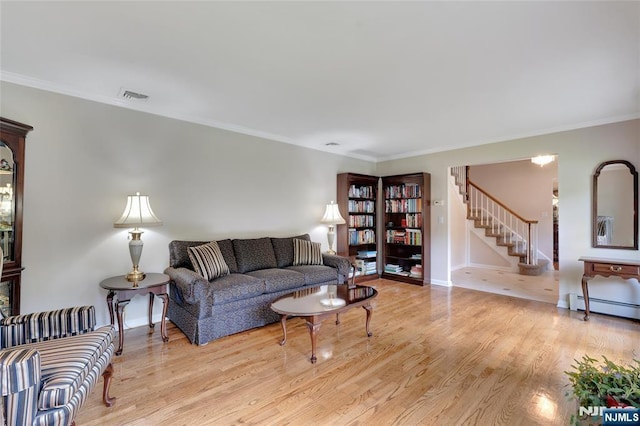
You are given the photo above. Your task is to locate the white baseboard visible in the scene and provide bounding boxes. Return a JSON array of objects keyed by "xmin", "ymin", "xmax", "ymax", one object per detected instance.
[
  {"xmin": 430, "ymin": 279, "xmax": 451, "ymax": 287},
  {"xmin": 569, "ymin": 293, "xmax": 640, "ymax": 320}
]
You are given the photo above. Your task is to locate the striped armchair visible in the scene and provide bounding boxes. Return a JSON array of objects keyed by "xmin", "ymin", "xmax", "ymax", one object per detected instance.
[{"xmin": 0, "ymin": 306, "xmax": 115, "ymax": 426}]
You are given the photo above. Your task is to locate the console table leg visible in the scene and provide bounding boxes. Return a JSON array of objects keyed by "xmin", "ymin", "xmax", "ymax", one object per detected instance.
[
  {"xmin": 279, "ymin": 314, "xmax": 287, "ymax": 346},
  {"xmin": 582, "ymin": 275, "xmax": 592, "ymax": 321},
  {"xmin": 157, "ymin": 293, "xmax": 169, "ymax": 342},
  {"xmin": 306, "ymin": 319, "xmax": 321, "ymax": 363},
  {"xmin": 148, "ymin": 293, "xmax": 155, "ymax": 329},
  {"xmin": 106, "ymin": 291, "xmax": 115, "ymax": 326},
  {"xmin": 115, "ymin": 299, "xmax": 130, "ymax": 356},
  {"xmin": 363, "ymin": 304, "xmax": 373, "ymax": 337}
]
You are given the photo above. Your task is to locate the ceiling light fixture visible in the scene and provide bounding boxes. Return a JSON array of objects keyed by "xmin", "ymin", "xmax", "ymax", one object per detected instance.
[{"xmin": 531, "ymin": 155, "xmax": 555, "ymax": 167}]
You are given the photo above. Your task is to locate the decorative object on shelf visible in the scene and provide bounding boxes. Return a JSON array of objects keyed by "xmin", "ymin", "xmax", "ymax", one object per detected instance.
[
  {"xmin": 113, "ymin": 192, "xmax": 162, "ymax": 283},
  {"xmin": 320, "ymin": 200, "xmax": 346, "ymax": 254}
]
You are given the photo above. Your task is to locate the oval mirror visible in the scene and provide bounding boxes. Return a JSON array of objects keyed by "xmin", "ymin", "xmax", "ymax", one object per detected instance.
[{"xmin": 592, "ymin": 160, "xmax": 638, "ymax": 249}]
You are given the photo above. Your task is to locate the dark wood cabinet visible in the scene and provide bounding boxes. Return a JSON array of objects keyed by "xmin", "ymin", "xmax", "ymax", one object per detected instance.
[
  {"xmin": 381, "ymin": 173, "xmax": 430, "ymax": 286},
  {"xmin": 0, "ymin": 117, "xmax": 32, "ymax": 316},
  {"xmin": 336, "ymin": 173, "xmax": 379, "ymax": 283}
]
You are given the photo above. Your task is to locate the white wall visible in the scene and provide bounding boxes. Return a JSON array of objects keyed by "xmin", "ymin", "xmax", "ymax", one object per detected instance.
[
  {"xmin": 376, "ymin": 119, "xmax": 640, "ymax": 308},
  {"xmin": 0, "ymin": 82, "xmax": 376, "ymax": 327}
]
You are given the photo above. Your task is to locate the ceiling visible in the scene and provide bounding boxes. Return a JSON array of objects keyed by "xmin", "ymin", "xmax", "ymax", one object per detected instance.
[{"xmin": 1, "ymin": 1, "xmax": 639, "ymax": 162}]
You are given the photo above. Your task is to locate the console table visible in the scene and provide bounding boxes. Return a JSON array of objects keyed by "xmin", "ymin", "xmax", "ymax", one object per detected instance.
[{"xmin": 578, "ymin": 257, "xmax": 640, "ymax": 321}]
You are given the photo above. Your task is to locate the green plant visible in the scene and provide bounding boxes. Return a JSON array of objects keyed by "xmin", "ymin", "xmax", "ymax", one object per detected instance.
[{"xmin": 565, "ymin": 355, "xmax": 640, "ymax": 423}]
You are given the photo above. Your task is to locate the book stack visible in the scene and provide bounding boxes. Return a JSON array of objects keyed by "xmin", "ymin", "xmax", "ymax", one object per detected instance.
[
  {"xmin": 410, "ymin": 264, "xmax": 423, "ymax": 278},
  {"xmin": 363, "ymin": 261, "xmax": 377, "ymax": 275},
  {"xmin": 357, "ymin": 250, "xmax": 377, "ymax": 258},
  {"xmin": 384, "ymin": 264, "xmax": 407, "ymax": 275}
]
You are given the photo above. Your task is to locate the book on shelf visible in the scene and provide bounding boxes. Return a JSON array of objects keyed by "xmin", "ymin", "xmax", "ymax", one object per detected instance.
[
  {"xmin": 349, "ymin": 229, "xmax": 376, "ymax": 245},
  {"xmin": 348, "ymin": 214, "xmax": 374, "ymax": 227},
  {"xmin": 348, "ymin": 185, "xmax": 375, "ymax": 199},
  {"xmin": 348, "ymin": 200, "xmax": 375, "ymax": 213},
  {"xmin": 410, "ymin": 264, "xmax": 423, "ymax": 278},
  {"xmin": 385, "ymin": 184, "xmax": 422, "ymax": 199},
  {"xmin": 385, "ymin": 199, "xmax": 422, "ymax": 213},
  {"xmin": 386, "ymin": 229, "xmax": 421, "ymax": 245},
  {"xmin": 357, "ymin": 250, "xmax": 377, "ymax": 258}
]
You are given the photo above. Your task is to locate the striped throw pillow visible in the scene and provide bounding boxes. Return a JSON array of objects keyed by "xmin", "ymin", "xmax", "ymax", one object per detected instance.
[
  {"xmin": 188, "ymin": 241, "xmax": 230, "ymax": 280},
  {"xmin": 293, "ymin": 238, "xmax": 323, "ymax": 266}
]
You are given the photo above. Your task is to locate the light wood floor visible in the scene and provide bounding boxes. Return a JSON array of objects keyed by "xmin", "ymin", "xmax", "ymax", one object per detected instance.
[{"xmin": 77, "ymin": 279, "xmax": 639, "ymax": 425}]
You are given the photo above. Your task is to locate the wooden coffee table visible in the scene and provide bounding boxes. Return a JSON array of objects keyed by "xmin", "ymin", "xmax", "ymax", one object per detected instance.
[{"xmin": 270, "ymin": 284, "xmax": 377, "ymax": 363}]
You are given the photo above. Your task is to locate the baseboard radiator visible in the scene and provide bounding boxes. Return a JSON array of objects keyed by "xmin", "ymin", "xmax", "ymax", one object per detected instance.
[{"xmin": 569, "ymin": 293, "xmax": 640, "ymax": 321}]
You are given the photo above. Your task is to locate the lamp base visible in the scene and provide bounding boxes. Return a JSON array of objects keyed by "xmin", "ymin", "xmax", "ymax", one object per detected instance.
[
  {"xmin": 125, "ymin": 270, "xmax": 146, "ymax": 284},
  {"xmin": 326, "ymin": 249, "xmax": 337, "ymax": 255}
]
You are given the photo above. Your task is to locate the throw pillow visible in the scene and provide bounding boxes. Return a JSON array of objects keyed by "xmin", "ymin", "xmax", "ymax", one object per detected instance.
[
  {"xmin": 188, "ymin": 241, "xmax": 230, "ymax": 280},
  {"xmin": 293, "ymin": 238, "xmax": 323, "ymax": 266}
]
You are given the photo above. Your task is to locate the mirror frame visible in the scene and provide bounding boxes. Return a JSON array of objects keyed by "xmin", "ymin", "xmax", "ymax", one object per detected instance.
[{"xmin": 592, "ymin": 160, "xmax": 638, "ymax": 250}]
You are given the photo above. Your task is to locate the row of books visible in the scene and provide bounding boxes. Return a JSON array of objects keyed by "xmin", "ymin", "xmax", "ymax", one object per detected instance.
[
  {"xmin": 357, "ymin": 250, "xmax": 377, "ymax": 258},
  {"xmin": 354, "ymin": 259, "xmax": 377, "ymax": 275},
  {"xmin": 387, "ymin": 214, "xmax": 422, "ymax": 228},
  {"xmin": 385, "ymin": 229, "xmax": 422, "ymax": 245},
  {"xmin": 348, "ymin": 229, "xmax": 376, "ymax": 245},
  {"xmin": 385, "ymin": 199, "xmax": 422, "ymax": 213},
  {"xmin": 348, "ymin": 185, "xmax": 375, "ymax": 199},
  {"xmin": 348, "ymin": 200, "xmax": 375, "ymax": 213},
  {"xmin": 385, "ymin": 184, "xmax": 421, "ymax": 199},
  {"xmin": 348, "ymin": 215, "xmax": 374, "ymax": 227},
  {"xmin": 383, "ymin": 263, "xmax": 423, "ymax": 278}
]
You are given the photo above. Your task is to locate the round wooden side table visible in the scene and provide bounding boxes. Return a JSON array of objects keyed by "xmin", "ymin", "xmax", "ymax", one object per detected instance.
[{"xmin": 99, "ymin": 273, "xmax": 170, "ymax": 355}]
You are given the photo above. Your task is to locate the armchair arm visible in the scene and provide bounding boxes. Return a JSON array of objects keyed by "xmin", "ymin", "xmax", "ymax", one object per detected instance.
[
  {"xmin": 164, "ymin": 266, "xmax": 209, "ymax": 305},
  {"xmin": 0, "ymin": 348, "xmax": 40, "ymax": 426},
  {"xmin": 0, "ymin": 306, "xmax": 96, "ymax": 349},
  {"xmin": 322, "ymin": 254, "xmax": 351, "ymax": 284}
]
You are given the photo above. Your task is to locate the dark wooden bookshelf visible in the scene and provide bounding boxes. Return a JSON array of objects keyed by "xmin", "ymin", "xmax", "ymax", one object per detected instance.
[
  {"xmin": 381, "ymin": 173, "xmax": 430, "ymax": 286},
  {"xmin": 336, "ymin": 173, "xmax": 379, "ymax": 283}
]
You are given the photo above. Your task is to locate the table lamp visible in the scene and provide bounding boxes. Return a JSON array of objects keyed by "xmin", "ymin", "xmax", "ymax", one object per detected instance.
[
  {"xmin": 113, "ymin": 192, "xmax": 162, "ymax": 282},
  {"xmin": 320, "ymin": 200, "xmax": 345, "ymax": 255}
]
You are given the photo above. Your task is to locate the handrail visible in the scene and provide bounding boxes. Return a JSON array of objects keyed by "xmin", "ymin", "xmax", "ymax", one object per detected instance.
[
  {"xmin": 451, "ymin": 167, "xmax": 539, "ymax": 266},
  {"xmin": 468, "ymin": 180, "xmax": 538, "ymax": 225}
]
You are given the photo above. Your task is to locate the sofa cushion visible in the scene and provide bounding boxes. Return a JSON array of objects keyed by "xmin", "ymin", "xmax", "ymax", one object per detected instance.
[
  {"xmin": 293, "ymin": 239, "xmax": 323, "ymax": 266},
  {"xmin": 286, "ymin": 265, "xmax": 338, "ymax": 285},
  {"xmin": 271, "ymin": 234, "xmax": 311, "ymax": 268},
  {"xmin": 16, "ymin": 325, "xmax": 114, "ymax": 410},
  {"xmin": 210, "ymin": 274, "xmax": 265, "ymax": 305},
  {"xmin": 216, "ymin": 239, "xmax": 239, "ymax": 274},
  {"xmin": 246, "ymin": 269, "xmax": 305, "ymax": 293},
  {"xmin": 188, "ymin": 241, "xmax": 230, "ymax": 280},
  {"xmin": 168, "ymin": 239, "xmax": 238, "ymax": 273},
  {"xmin": 233, "ymin": 238, "xmax": 278, "ymax": 273}
]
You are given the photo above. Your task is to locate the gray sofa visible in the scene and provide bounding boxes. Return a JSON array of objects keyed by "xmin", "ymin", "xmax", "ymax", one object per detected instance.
[{"xmin": 164, "ymin": 234, "xmax": 351, "ymax": 345}]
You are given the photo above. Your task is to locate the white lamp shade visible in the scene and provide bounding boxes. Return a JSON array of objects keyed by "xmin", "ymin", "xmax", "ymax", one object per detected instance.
[
  {"xmin": 113, "ymin": 192, "xmax": 162, "ymax": 228},
  {"xmin": 320, "ymin": 201, "xmax": 346, "ymax": 225}
]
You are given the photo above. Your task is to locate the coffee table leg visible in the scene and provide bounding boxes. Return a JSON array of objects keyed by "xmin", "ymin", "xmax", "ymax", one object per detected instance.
[
  {"xmin": 363, "ymin": 304, "xmax": 373, "ymax": 337},
  {"xmin": 279, "ymin": 314, "xmax": 287, "ymax": 346},
  {"xmin": 306, "ymin": 319, "xmax": 321, "ymax": 363}
]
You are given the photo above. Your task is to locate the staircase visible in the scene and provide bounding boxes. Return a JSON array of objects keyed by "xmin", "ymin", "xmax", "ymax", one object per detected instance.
[{"xmin": 451, "ymin": 166, "xmax": 548, "ymax": 276}]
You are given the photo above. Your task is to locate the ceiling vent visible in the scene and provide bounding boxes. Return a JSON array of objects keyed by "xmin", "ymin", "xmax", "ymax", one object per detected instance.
[{"xmin": 118, "ymin": 88, "xmax": 149, "ymax": 102}]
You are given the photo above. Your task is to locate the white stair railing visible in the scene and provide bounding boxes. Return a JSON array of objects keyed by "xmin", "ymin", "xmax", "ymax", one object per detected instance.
[{"xmin": 450, "ymin": 167, "xmax": 539, "ymax": 266}]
